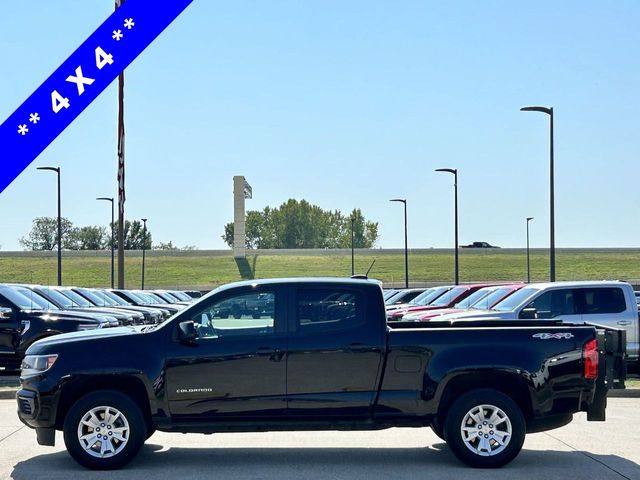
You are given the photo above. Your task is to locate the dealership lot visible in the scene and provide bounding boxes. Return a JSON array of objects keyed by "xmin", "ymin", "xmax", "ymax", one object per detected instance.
[{"xmin": 0, "ymin": 397, "xmax": 638, "ymax": 480}]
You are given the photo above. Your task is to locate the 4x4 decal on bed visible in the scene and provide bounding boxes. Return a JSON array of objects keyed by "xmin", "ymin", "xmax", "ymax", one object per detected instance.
[{"xmin": 532, "ymin": 332, "xmax": 574, "ymax": 340}]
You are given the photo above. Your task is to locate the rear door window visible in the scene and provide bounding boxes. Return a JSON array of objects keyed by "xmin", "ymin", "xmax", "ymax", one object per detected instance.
[
  {"xmin": 296, "ymin": 289, "xmax": 363, "ymax": 334},
  {"xmin": 577, "ymin": 288, "xmax": 626, "ymax": 314}
]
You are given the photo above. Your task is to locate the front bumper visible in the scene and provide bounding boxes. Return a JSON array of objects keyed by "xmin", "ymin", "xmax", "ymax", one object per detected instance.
[
  {"xmin": 16, "ymin": 386, "xmax": 59, "ymax": 431},
  {"xmin": 16, "ymin": 389, "xmax": 58, "ymax": 446}
]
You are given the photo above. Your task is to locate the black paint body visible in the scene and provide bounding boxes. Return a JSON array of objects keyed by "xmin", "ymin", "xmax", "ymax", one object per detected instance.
[{"xmin": 16, "ymin": 278, "xmax": 625, "ymax": 441}]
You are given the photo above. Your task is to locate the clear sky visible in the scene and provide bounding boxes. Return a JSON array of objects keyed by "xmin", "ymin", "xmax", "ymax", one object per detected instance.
[{"xmin": 1, "ymin": 1, "xmax": 639, "ymax": 251}]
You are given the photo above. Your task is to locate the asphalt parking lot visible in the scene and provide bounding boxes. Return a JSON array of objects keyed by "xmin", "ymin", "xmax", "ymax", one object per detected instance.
[{"xmin": 0, "ymin": 398, "xmax": 637, "ymax": 480}]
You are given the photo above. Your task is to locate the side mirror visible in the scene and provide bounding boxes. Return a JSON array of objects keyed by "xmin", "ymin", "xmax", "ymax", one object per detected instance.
[
  {"xmin": 178, "ymin": 321, "xmax": 198, "ymax": 345},
  {"xmin": 519, "ymin": 307, "xmax": 538, "ymax": 320},
  {"xmin": 0, "ymin": 307, "xmax": 14, "ymax": 321}
]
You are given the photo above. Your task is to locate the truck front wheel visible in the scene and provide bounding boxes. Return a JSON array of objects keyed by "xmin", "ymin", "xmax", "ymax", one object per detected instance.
[
  {"xmin": 443, "ymin": 388, "xmax": 525, "ymax": 468},
  {"xmin": 63, "ymin": 390, "xmax": 147, "ymax": 470}
]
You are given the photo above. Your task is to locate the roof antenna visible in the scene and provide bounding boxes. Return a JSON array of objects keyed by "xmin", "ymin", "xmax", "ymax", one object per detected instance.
[
  {"xmin": 365, "ymin": 258, "xmax": 376, "ymax": 277},
  {"xmin": 351, "ymin": 259, "xmax": 376, "ymax": 279}
]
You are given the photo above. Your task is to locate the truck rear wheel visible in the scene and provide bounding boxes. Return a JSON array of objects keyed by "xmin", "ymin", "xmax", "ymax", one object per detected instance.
[
  {"xmin": 430, "ymin": 419, "xmax": 445, "ymax": 441},
  {"xmin": 63, "ymin": 390, "xmax": 146, "ymax": 470},
  {"xmin": 443, "ymin": 388, "xmax": 525, "ymax": 468}
]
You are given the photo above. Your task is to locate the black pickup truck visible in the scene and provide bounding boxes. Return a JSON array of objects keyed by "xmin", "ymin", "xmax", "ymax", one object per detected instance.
[{"xmin": 16, "ymin": 278, "xmax": 626, "ymax": 470}]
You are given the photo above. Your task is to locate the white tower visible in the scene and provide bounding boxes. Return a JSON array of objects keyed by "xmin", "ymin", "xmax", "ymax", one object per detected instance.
[{"xmin": 233, "ymin": 176, "xmax": 252, "ymax": 257}]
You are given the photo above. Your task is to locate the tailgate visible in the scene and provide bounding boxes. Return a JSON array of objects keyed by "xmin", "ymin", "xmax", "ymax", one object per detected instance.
[
  {"xmin": 587, "ymin": 325, "xmax": 626, "ymax": 421},
  {"xmin": 597, "ymin": 326, "xmax": 627, "ymax": 390}
]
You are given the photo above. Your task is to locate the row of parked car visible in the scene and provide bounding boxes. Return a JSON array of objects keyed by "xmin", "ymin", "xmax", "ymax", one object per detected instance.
[
  {"xmin": 0, "ymin": 284, "xmax": 201, "ymax": 371},
  {"xmin": 384, "ymin": 280, "xmax": 639, "ymax": 368},
  {"xmin": 385, "ymin": 283, "xmax": 523, "ymax": 321}
]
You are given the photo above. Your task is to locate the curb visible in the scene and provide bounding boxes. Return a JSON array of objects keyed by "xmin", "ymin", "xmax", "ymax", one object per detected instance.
[
  {"xmin": 0, "ymin": 389, "xmax": 17, "ymax": 400},
  {"xmin": 608, "ymin": 388, "xmax": 640, "ymax": 398},
  {"xmin": 0, "ymin": 376, "xmax": 19, "ymax": 400},
  {"xmin": 0, "ymin": 377, "xmax": 19, "ymax": 387}
]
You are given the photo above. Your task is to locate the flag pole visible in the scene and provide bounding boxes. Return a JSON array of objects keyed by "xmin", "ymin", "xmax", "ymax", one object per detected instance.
[{"xmin": 116, "ymin": 0, "xmax": 126, "ymax": 288}]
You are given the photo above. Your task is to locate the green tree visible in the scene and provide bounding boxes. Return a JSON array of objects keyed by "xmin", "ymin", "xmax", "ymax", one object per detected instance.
[
  {"xmin": 342, "ymin": 208, "xmax": 378, "ymax": 249},
  {"xmin": 109, "ymin": 220, "xmax": 152, "ymax": 250},
  {"xmin": 154, "ymin": 241, "xmax": 178, "ymax": 251},
  {"xmin": 67, "ymin": 226, "xmax": 108, "ymax": 250},
  {"xmin": 21, "ymin": 217, "xmax": 155, "ymax": 251},
  {"xmin": 19, "ymin": 217, "xmax": 75, "ymax": 250},
  {"xmin": 222, "ymin": 200, "xmax": 379, "ymax": 249},
  {"xmin": 222, "ymin": 211, "xmax": 266, "ymax": 249}
]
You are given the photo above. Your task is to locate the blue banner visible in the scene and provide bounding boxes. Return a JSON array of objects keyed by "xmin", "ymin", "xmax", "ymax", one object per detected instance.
[{"xmin": 0, "ymin": 0, "xmax": 193, "ymax": 194}]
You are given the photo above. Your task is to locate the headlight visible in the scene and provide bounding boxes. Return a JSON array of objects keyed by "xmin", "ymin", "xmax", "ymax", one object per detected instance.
[
  {"xmin": 77, "ymin": 323, "xmax": 100, "ymax": 331},
  {"xmin": 21, "ymin": 354, "xmax": 58, "ymax": 377}
]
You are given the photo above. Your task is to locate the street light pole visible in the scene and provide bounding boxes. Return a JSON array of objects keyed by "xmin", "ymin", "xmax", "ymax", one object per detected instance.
[
  {"xmin": 526, "ymin": 217, "xmax": 534, "ymax": 283},
  {"xmin": 97, "ymin": 197, "xmax": 115, "ymax": 288},
  {"xmin": 435, "ymin": 168, "xmax": 459, "ymax": 285},
  {"xmin": 390, "ymin": 199, "xmax": 408, "ymax": 288},
  {"xmin": 351, "ymin": 216, "xmax": 355, "ymax": 276},
  {"xmin": 521, "ymin": 106, "xmax": 555, "ymax": 281},
  {"xmin": 37, "ymin": 166, "xmax": 62, "ymax": 285},
  {"xmin": 141, "ymin": 218, "xmax": 148, "ymax": 289}
]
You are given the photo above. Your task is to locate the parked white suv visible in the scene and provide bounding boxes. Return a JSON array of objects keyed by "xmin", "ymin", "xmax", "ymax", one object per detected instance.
[{"xmin": 437, "ymin": 281, "xmax": 638, "ymax": 366}]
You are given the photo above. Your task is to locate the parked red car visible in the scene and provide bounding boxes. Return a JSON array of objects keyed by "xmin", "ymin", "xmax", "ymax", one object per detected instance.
[
  {"xmin": 387, "ymin": 283, "xmax": 497, "ymax": 321},
  {"xmin": 402, "ymin": 283, "xmax": 525, "ymax": 322}
]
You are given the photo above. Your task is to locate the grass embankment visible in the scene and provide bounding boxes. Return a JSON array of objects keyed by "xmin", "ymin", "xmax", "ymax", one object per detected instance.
[{"xmin": 1, "ymin": 248, "xmax": 639, "ymax": 289}]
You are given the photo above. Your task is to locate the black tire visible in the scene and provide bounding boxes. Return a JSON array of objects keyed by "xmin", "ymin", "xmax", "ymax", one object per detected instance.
[
  {"xmin": 63, "ymin": 390, "xmax": 147, "ymax": 470},
  {"xmin": 430, "ymin": 419, "xmax": 445, "ymax": 441},
  {"xmin": 443, "ymin": 388, "xmax": 525, "ymax": 468},
  {"xmin": 146, "ymin": 426, "xmax": 157, "ymax": 440}
]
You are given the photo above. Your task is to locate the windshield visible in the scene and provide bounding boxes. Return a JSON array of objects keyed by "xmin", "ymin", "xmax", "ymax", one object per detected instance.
[
  {"xmin": 101, "ymin": 290, "xmax": 130, "ymax": 305},
  {"xmin": 171, "ymin": 291, "xmax": 191, "ymax": 301},
  {"xmin": 12, "ymin": 287, "xmax": 59, "ymax": 310},
  {"xmin": 169, "ymin": 290, "xmax": 191, "ymax": 302},
  {"xmin": 454, "ymin": 288, "xmax": 493, "ymax": 309},
  {"xmin": 37, "ymin": 288, "xmax": 75, "ymax": 308},
  {"xmin": 0, "ymin": 287, "xmax": 45, "ymax": 310},
  {"xmin": 140, "ymin": 292, "xmax": 167, "ymax": 303},
  {"xmin": 75, "ymin": 288, "xmax": 108, "ymax": 306},
  {"xmin": 492, "ymin": 287, "xmax": 539, "ymax": 312},
  {"xmin": 471, "ymin": 286, "xmax": 512, "ymax": 310},
  {"xmin": 408, "ymin": 288, "xmax": 436, "ymax": 305},
  {"xmin": 154, "ymin": 292, "xmax": 175, "ymax": 303},
  {"xmin": 430, "ymin": 286, "xmax": 469, "ymax": 307},
  {"xmin": 57, "ymin": 289, "xmax": 94, "ymax": 307},
  {"xmin": 412, "ymin": 286, "xmax": 451, "ymax": 306},
  {"xmin": 87, "ymin": 290, "xmax": 119, "ymax": 306},
  {"xmin": 152, "ymin": 292, "xmax": 170, "ymax": 302},
  {"xmin": 383, "ymin": 290, "xmax": 399, "ymax": 300},
  {"xmin": 119, "ymin": 290, "xmax": 147, "ymax": 304}
]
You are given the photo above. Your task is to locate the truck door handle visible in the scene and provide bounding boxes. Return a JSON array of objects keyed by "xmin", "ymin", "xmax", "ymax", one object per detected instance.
[
  {"xmin": 617, "ymin": 320, "xmax": 632, "ymax": 326},
  {"xmin": 255, "ymin": 347, "xmax": 284, "ymax": 362}
]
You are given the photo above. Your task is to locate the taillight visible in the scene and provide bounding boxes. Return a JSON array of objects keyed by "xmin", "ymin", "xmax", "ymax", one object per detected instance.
[{"xmin": 583, "ymin": 338, "xmax": 599, "ymax": 380}]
